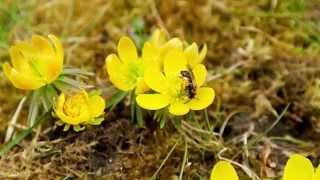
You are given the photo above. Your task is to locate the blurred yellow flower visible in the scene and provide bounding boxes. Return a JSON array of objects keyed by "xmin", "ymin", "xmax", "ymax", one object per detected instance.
[
  {"xmin": 105, "ymin": 36, "xmax": 149, "ymax": 94},
  {"xmin": 3, "ymin": 34, "xmax": 63, "ymax": 90},
  {"xmin": 283, "ymin": 154, "xmax": 320, "ymax": 180},
  {"xmin": 54, "ymin": 90, "xmax": 105, "ymax": 132},
  {"xmin": 136, "ymin": 48, "xmax": 215, "ymax": 116},
  {"xmin": 210, "ymin": 161, "xmax": 239, "ymax": 180}
]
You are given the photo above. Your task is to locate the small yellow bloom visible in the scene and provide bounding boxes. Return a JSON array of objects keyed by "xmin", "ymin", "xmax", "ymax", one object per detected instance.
[
  {"xmin": 136, "ymin": 48, "xmax": 215, "ymax": 116},
  {"xmin": 105, "ymin": 36, "xmax": 149, "ymax": 94},
  {"xmin": 210, "ymin": 161, "xmax": 239, "ymax": 180},
  {"xmin": 54, "ymin": 90, "xmax": 105, "ymax": 132},
  {"xmin": 3, "ymin": 34, "xmax": 63, "ymax": 90},
  {"xmin": 283, "ymin": 154, "xmax": 320, "ymax": 180}
]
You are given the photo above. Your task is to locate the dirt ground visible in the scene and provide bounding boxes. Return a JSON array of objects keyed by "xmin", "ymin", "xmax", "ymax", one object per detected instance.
[{"xmin": 0, "ymin": 0, "xmax": 320, "ymax": 179}]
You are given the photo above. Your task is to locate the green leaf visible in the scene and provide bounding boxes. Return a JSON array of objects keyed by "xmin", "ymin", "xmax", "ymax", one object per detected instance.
[
  {"xmin": 27, "ymin": 90, "xmax": 41, "ymax": 127},
  {"xmin": 136, "ymin": 105, "xmax": 144, "ymax": 127},
  {"xmin": 86, "ymin": 117, "xmax": 104, "ymax": 125},
  {"xmin": 106, "ymin": 90, "xmax": 128, "ymax": 109},
  {"xmin": 62, "ymin": 67, "xmax": 94, "ymax": 77},
  {"xmin": 88, "ymin": 89, "xmax": 102, "ymax": 96},
  {"xmin": 40, "ymin": 85, "xmax": 58, "ymax": 112},
  {"xmin": 159, "ymin": 116, "xmax": 167, "ymax": 129}
]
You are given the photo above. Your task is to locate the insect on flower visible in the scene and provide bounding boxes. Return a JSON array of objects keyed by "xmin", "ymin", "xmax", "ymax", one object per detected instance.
[
  {"xmin": 136, "ymin": 48, "xmax": 215, "ymax": 116},
  {"xmin": 180, "ymin": 70, "xmax": 197, "ymax": 99}
]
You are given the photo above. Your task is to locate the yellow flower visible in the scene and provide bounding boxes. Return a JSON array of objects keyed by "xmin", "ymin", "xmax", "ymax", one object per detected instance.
[
  {"xmin": 142, "ymin": 29, "xmax": 183, "ymax": 69},
  {"xmin": 283, "ymin": 154, "xmax": 320, "ymax": 180},
  {"xmin": 3, "ymin": 34, "xmax": 63, "ymax": 90},
  {"xmin": 184, "ymin": 42, "xmax": 207, "ymax": 68},
  {"xmin": 105, "ymin": 36, "xmax": 149, "ymax": 94},
  {"xmin": 136, "ymin": 48, "xmax": 215, "ymax": 116},
  {"xmin": 54, "ymin": 90, "xmax": 105, "ymax": 132},
  {"xmin": 210, "ymin": 161, "xmax": 239, "ymax": 180}
]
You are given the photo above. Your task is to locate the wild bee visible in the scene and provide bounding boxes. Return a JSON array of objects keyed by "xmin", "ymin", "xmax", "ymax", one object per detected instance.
[{"xmin": 180, "ymin": 70, "xmax": 197, "ymax": 99}]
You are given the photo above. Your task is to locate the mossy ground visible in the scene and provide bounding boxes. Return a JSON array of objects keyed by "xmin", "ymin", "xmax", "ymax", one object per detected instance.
[{"xmin": 1, "ymin": 0, "xmax": 320, "ymax": 179}]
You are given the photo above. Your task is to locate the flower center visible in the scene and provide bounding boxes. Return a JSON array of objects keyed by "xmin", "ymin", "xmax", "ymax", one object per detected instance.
[
  {"xmin": 124, "ymin": 60, "xmax": 145, "ymax": 86},
  {"xmin": 63, "ymin": 93, "xmax": 87, "ymax": 117}
]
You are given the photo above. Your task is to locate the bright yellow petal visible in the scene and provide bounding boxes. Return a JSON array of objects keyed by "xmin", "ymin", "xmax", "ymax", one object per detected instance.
[
  {"xmin": 32, "ymin": 35, "xmax": 54, "ymax": 56},
  {"xmin": 88, "ymin": 95, "xmax": 106, "ymax": 118},
  {"xmin": 149, "ymin": 28, "xmax": 167, "ymax": 46},
  {"xmin": 185, "ymin": 43, "xmax": 198, "ymax": 68},
  {"xmin": 169, "ymin": 102, "xmax": 190, "ymax": 116},
  {"xmin": 56, "ymin": 93, "xmax": 66, "ymax": 111},
  {"xmin": 142, "ymin": 42, "xmax": 159, "ymax": 61},
  {"xmin": 46, "ymin": 34, "xmax": 64, "ymax": 82},
  {"xmin": 3, "ymin": 63, "xmax": 44, "ymax": 90},
  {"xmin": 136, "ymin": 94, "xmax": 169, "ymax": 110},
  {"xmin": 283, "ymin": 154, "xmax": 314, "ymax": 180},
  {"xmin": 48, "ymin": 34, "xmax": 64, "ymax": 63},
  {"xmin": 313, "ymin": 165, "xmax": 320, "ymax": 180},
  {"xmin": 144, "ymin": 66, "xmax": 167, "ymax": 93},
  {"xmin": 15, "ymin": 41, "xmax": 36, "ymax": 58},
  {"xmin": 199, "ymin": 44, "xmax": 207, "ymax": 63},
  {"xmin": 9, "ymin": 46, "xmax": 31, "ymax": 73},
  {"xmin": 188, "ymin": 87, "xmax": 215, "ymax": 110},
  {"xmin": 105, "ymin": 54, "xmax": 132, "ymax": 91},
  {"xmin": 192, "ymin": 64, "xmax": 207, "ymax": 87},
  {"xmin": 210, "ymin": 161, "xmax": 239, "ymax": 180},
  {"xmin": 135, "ymin": 78, "xmax": 149, "ymax": 94},
  {"xmin": 162, "ymin": 38, "xmax": 183, "ymax": 51},
  {"xmin": 164, "ymin": 49, "xmax": 187, "ymax": 77},
  {"xmin": 118, "ymin": 36, "xmax": 138, "ymax": 63}
]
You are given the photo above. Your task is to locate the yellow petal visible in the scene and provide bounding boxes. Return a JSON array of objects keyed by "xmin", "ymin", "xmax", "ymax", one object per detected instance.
[
  {"xmin": 188, "ymin": 87, "xmax": 215, "ymax": 110},
  {"xmin": 144, "ymin": 66, "xmax": 167, "ymax": 93},
  {"xmin": 118, "ymin": 36, "xmax": 138, "ymax": 63},
  {"xmin": 162, "ymin": 38, "xmax": 183, "ymax": 51},
  {"xmin": 105, "ymin": 54, "xmax": 132, "ymax": 91},
  {"xmin": 169, "ymin": 102, "xmax": 190, "ymax": 116},
  {"xmin": 142, "ymin": 42, "xmax": 159, "ymax": 61},
  {"xmin": 48, "ymin": 34, "xmax": 64, "ymax": 63},
  {"xmin": 149, "ymin": 28, "xmax": 167, "ymax": 46},
  {"xmin": 43, "ymin": 35, "xmax": 64, "ymax": 83},
  {"xmin": 88, "ymin": 95, "xmax": 106, "ymax": 118},
  {"xmin": 185, "ymin": 43, "xmax": 207, "ymax": 68},
  {"xmin": 163, "ymin": 49, "xmax": 187, "ymax": 77},
  {"xmin": 3, "ymin": 63, "xmax": 44, "ymax": 90},
  {"xmin": 210, "ymin": 161, "xmax": 239, "ymax": 180},
  {"xmin": 56, "ymin": 93, "xmax": 66, "ymax": 111},
  {"xmin": 283, "ymin": 154, "xmax": 314, "ymax": 180},
  {"xmin": 136, "ymin": 94, "xmax": 169, "ymax": 110},
  {"xmin": 192, "ymin": 64, "xmax": 207, "ymax": 87},
  {"xmin": 314, "ymin": 165, "xmax": 320, "ymax": 180},
  {"xmin": 185, "ymin": 43, "xmax": 198, "ymax": 68},
  {"xmin": 135, "ymin": 78, "xmax": 149, "ymax": 94},
  {"xmin": 199, "ymin": 44, "xmax": 207, "ymax": 63},
  {"xmin": 15, "ymin": 41, "xmax": 36, "ymax": 58},
  {"xmin": 9, "ymin": 46, "xmax": 31, "ymax": 73},
  {"xmin": 32, "ymin": 35, "xmax": 54, "ymax": 56}
]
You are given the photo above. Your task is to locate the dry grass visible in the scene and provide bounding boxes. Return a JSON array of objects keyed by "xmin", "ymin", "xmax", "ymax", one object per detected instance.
[{"xmin": 1, "ymin": 0, "xmax": 320, "ymax": 179}]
